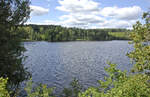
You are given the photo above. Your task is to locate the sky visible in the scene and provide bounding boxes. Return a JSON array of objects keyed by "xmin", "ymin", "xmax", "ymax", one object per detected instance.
[{"xmin": 27, "ymin": 0, "xmax": 150, "ymax": 29}]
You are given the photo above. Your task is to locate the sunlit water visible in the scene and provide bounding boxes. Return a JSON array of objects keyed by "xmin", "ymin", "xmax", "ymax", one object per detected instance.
[{"xmin": 23, "ymin": 40, "xmax": 133, "ymax": 94}]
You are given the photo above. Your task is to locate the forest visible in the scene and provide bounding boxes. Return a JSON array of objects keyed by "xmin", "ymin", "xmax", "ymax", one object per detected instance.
[{"xmin": 17, "ymin": 24, "xmax": 130, "ymax": 42}]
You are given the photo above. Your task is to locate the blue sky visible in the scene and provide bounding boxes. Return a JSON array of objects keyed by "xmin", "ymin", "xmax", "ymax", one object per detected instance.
[{"xmin": 28, "ymin": 0, "xmax": 150, "ymax": 29}]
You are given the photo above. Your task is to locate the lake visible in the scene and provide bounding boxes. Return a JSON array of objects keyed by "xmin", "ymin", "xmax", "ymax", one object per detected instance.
[{"xmin": 23, "ymin": 40, "xmax": 133, "ymax": 93}]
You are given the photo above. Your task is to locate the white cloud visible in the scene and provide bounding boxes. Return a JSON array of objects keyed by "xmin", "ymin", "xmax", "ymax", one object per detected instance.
[
  {"xmin": 29, "ymin": 0, "xmax": 143, "ymax": 29},
  {"xmin": 44, "ymin": 20, "xmax": 62, "ymax": 25},
  {"xmin": 100, "ymin": 6, "xmax": 143, "ymax": 20},
  {"xmin": 56, "ymin": 0, "xmax": 100, "ymax": 14},
  {"xmin": 30, "ymin": 5, "xmax": 49, "ymax": 16},
  {"xmin": 59, "ymin": 14, "xmax": 105, "ymax": 26},
  {"xmin": 26, "ymin": 20, "xmax": 62, "ymax": 25},
  {"xmin": 98, "ymin": 19, "xmax": 137, "ymax": 29},
  {"xmin": 55, "ymin": 0, "xmax": 142, "ymax": 28},
  {"xmin": 56, "ymin": 0, "xmax": 103, "ymax": 28},
  {"xmin": 26, "ymin": 18, "xmax": 136, "ymax": 29}
]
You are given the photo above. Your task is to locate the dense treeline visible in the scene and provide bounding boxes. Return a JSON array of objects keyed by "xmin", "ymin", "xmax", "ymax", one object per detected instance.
[{"xmin": 17, "ymin": 25, "xmax": 130, "ymax": 42}]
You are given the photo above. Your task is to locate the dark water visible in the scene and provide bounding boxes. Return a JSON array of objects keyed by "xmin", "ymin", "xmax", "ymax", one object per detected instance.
[{"xmin": 23, "ymin": 40, "xmax": 133, "ymax": 93}]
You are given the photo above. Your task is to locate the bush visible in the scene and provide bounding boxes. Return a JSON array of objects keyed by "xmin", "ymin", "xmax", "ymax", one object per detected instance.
[
  {"xmin": 25, "ymin": 79, "xmax": 54, "ymax": 97},
  {"xmin": 79, "ymin": 64, "xmax": 150, "ymax": 97},
  {"xmin": 0, "ymin": 78, "xmax": 10, "ymax": 97},
  {"xmin": 61, "ymin": 78, "xmax": 83, "ymax": 97}
]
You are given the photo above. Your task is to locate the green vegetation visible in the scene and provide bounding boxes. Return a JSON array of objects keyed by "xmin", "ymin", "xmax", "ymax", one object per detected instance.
[
  {"xmin": 127, "ymin": 16, "xmax": 150, "ymax": 72},
  {"xmin": 25, "ymin": 79, "xmax": 54, "ymax": 97},
  {"xmin": 78, "ymin": 12, "xmax": 150, "ymax": 97},
  {"xmin": 0, "ymin": 0, "xmax": 31, "ymax": 95},
  {"xmin": 61, "ymin": 78, "xmax": 83, "ymax": 97},
  {"xmin": 108, "ymin": 32, "xmax": 129, "ymax": 40},
  {"xmin": 0, "ymin": 78, "xmax": 10, "ymax": 97},
  {"xmin": 1, "ymin": 12, "xmax": 150, "ymax": 97},
  {"xmin": 17, "ymin": 25, "xmax": 130, "ymax": 42},
  {"xmin": 79, "ymin": 64, "xmax": 150, "ymax": 97},
  {"xmin": 0, "ymin": 0, "xmax": 150, "ymax": 96}
]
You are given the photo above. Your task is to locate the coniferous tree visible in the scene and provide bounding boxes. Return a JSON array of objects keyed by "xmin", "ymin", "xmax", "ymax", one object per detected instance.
[{"xmin": 0, "ymin": 0, "xmax": 31, "ymax": 90}]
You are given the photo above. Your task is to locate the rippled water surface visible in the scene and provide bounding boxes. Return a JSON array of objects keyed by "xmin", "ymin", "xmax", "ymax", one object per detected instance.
[{"xmin": 24, "ymin": 41, "xmax": 133, "ymax": 93}]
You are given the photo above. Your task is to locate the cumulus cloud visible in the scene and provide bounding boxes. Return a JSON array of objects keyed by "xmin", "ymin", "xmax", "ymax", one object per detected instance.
[
  {"xmin": 56, "ymin": 0, "xmax": 100, "ymax": 14},
  {"xmin": 100, "ymin": 6, "xmax": 143, "ymax": 20},
  {"xmin": 55, "ymin": 0, "xmax": 142, "ymax": 28},
  {"xmin": 60, "ymin": 14, "xmax": 105, "ymax": 26},
  {"xmin": 56, "ymin": 0, "xmax": 103, "ymax": 28},
  {"xmin": 29, "ymin": 0, "xmax": 143, "ymax": 29},
  {"xmin": 98, "ymin": 19, "xmax": 137, "ymax": 29},
  {"xmin": 30, "ymin": 5, "xmax": 49, "ymax": 16}
]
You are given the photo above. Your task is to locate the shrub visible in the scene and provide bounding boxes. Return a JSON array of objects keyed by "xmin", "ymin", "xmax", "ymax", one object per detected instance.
[
  {"xmin": 0, "ymin": 78, "xmax": 10, "ymax": 97},
  {"xmin": 25, "ymin": 79, "xmax": 54, "ymax": 97}
]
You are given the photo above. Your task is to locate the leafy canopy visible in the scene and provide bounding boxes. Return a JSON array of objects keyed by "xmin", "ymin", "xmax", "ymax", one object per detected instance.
[{"xmin": 0, "ymin": 0, "xmax": 31, "ymax": 90}]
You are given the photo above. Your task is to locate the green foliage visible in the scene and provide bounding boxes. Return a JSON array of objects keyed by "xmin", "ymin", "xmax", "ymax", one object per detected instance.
[
  {"xmin": 79, "ymin": 87, "xmax": 101, "ymax": 97},
  {"xmin": 79, "ymin": 63, "xmax": 127, "ymax": 97},
  {"xmin": 1, "ymin": 0, "xmax": 150, "ymax": 96},
  {"xmin": 25, "ymin": 79, "xmax": 54, "ymax": 97},
  {"xmin": 104, "ymin": 74, "xmax": 150, "ymax": 97},
  {"xmin": 0, "ymin": 78, "xmax": 10, "ymax": 97},
  {"xmin": 18, "ymin": 25, "xmax": 129, "ymax": 42},
  {"xmin": 100, "ymin": 63, "xmax": 127, "ymax": 91},
  {"xmin": 61, "ymin": 78, "xmax": 83, "ymax": 97},
  {"xmin": 108, "ymin": 32, "xmax": 129, "ymax": 40},
  {"xmin": 127, "ymin": 12, "xmax": 150, "ymax": 72},
  {"xmin": 79, "ymin": 64, "xmax": 150, "ymax": 97},
  {"xmin": 0, "ymin": 78, "xmax": 55, "ymax": 97},
  {"xmin": 0, "ymin": 0, "xmax": 31, "ymax": 93},
  {"xmin": 79, "ymin": 12, "xmax": 150, "ymax": 97}
]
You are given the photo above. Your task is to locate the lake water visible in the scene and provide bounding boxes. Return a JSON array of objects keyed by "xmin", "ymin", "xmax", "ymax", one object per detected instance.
[{"xmin": 24, "ymin": 40, "xmax": 133, "ymax": 93}]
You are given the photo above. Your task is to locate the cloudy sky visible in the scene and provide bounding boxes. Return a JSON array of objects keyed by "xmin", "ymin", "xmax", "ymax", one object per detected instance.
[{"xmin": 28, "ymin": 0, "xmax": 150, "ymax": 29}]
